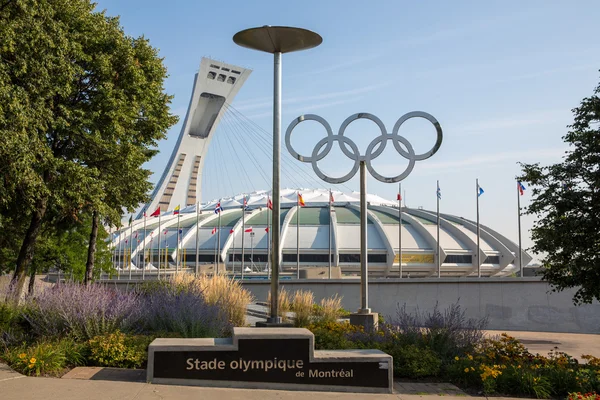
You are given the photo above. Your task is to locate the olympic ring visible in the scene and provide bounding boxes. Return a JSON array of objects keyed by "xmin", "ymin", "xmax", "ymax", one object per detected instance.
[{"xmin": 285, "ymin": 111, "xmax": 443, "ymax": 184}]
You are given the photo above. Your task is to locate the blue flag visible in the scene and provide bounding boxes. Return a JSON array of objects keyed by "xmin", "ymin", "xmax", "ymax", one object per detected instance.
[
  {"xmin": 478, "ymin": 186, "xmax": 484, "ymax": 197},
  {"xmin": 436, "ymin": 186, "xmax": 441, "ymax": 200}
]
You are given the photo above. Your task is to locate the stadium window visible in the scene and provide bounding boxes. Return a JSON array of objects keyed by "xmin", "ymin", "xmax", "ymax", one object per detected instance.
[
  {"xmin": 210, "ymin": 64, "xmax": 220, "ymax": 69},
  {"xmin": 207, "ymin": 71, "xmax": 216, "ymax": 79},
  {"xmin": 221, "ymin": 68, "xmax": 230, "ymax": 72},
  {"xmin": 227, "ymin": 76, "xmax": 236, "ymax": 84},
  {"xmin": 231, "ymin": 70, "xmax": 241, "ymax": 75},
  {"xmin": 217, "ymin": 74, "xmax": 226, "ymax": 82},
  {"xmin": 444, "ymin": 254, "xmax": 473, "ymax": 264},
  {"xmin": 484, "ymin": 256, "xmax": 500, "ymax": 264}
]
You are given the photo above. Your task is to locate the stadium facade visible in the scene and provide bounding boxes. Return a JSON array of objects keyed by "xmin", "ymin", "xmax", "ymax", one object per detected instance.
[{"xmin": 112, "ymin": 58, "xmax": 531, "ymax": 278}]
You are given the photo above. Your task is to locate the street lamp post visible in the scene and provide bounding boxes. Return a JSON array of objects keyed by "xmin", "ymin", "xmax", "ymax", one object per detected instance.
[{"xmin": 234, "ymin": 26, "xmax": 322, "ymax": 325}]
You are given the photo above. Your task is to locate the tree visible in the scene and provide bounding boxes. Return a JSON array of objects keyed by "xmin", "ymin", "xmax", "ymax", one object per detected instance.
[
  {"xmin": 519, "ymin": 73, "xmax": 600, "ymax": 304},
  {"xmin": 0, "ymin": 0, "xmax": 177, "ymax": 299}
]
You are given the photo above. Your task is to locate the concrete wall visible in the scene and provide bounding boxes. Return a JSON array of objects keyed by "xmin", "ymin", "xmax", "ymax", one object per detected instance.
[{"xmin": 241, "ymin": 278, "xmax": 600, "ymax": 334}]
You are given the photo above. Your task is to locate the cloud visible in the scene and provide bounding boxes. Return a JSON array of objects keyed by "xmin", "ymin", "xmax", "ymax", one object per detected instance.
[
  {"xmin": 246, "ymin": 97, "xmax": 362, "ymax": 120},
  {"xmin": 234, "ymin": 82, "xmax": 388, "ymax": 113},
  {"xmin": 451, "ymin": 109, "xmax": 570, "ymax": 137},
  {"xmin": 417, "ymin": 148, "xmax": 567, "ymax": 172}
]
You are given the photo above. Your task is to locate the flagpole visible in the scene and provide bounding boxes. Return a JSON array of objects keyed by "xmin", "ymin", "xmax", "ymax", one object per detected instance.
[
  {"xmin": 517, "ymin": 181, "xmax": 523, "ymax": 277},
  {"xmin": 241, "ymin": 195, "xmax": 246, "ymax": 279},
  {"xmin": 267, "ymin": 197, "xmax": 271, "ymax": 278},
  {"xmin": 157, "ymin": 214, "xmax": 161, "ymax": 279},
  {"xmin": 117, "ymin": 226, "xmax": 122, "ymax": 280},
  {"xmin": 129, "ymin": 220, "xmax": 133, "ymax": 280},
  {"xmin": 176, "ymin": 209, "xmax": 181, "ymax": 273},
  {"xmin": 232, "ymin": 228, "xmax": 236, "ymax": 276},
  {"xmin": 217, "ymin": 200, "xmax": 222, "ymax": 274},
  {"xmin": 328, "ymin": 188, "xmax": 332, "ymax": 279},
  {"xmin": 142, "ymin": 215, "xmax": 147, "ymax": 280},
  {"xmin": 437, "ymin": 180, "xmax": 441, "ymax": 278},
  {"xmin": 399, "ymin": 182, "xmax": 403, "ymax": 278},
  {"xmin": 296, "ymin": 192, "xmax": 300, "ymax": 279},
  {"xmin": 214, "ymin": 225, "xmax": 218, "ymax": 274},
  {"xmin": 476, "ymin": 178, "xmax": 481, "ymax": 278},
  {"xmin": 195, "ymin": 202, "xmax": 200, "ymax": 277}
]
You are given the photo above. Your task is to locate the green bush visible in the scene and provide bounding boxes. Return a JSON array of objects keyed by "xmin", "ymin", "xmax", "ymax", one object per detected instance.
[
  {"xmin": 88, "ymin": 331, "xmax": 153, "ymax": 369},
  {"xmin": 387, "ymin": 344, "xmax": 442, "ymax": 378},
  {"xmin": 2, "ymin": 338, "xmax": 87, "ymax": 376},
  {"xmin": 307, "ymin": 321, "xmax": 362, "ymax": 350}
]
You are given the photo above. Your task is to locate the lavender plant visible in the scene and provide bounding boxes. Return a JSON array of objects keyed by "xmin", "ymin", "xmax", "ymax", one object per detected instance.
[
  {"xmin": 390, "ymin": 301, "xmax": 488, "ymax": 360},
  {"xmin": 140, "ymin": 280, "xmax": 231, "ymax": 338},
  {"xmin": 22, "ymin": 283, "xmax": 141, "ymax": 341}
]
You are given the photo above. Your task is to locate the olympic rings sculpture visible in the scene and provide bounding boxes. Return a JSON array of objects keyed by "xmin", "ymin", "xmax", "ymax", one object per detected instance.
[{"xmin": 285, "ymin": 112, "xmax": 443, "ymax": 184}]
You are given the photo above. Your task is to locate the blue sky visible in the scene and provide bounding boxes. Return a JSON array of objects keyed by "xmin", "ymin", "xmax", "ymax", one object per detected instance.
[{"xmin": 97, "ymin": 0, "xmax": 600, "ymax": 257}]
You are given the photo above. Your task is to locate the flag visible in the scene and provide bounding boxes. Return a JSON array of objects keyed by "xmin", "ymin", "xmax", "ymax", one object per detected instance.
[
  {"xmin": 298, "ymin": 193, "xmax": 305, "ymax": 207},
  {"xmin": 229, "ymin": 228, "xmax": 234, "ymax": 234},
  {"xmin": 173, "ymin": 205, "xmax": 180, "ymax": 215},
  {"xmin": 267, "ymin": 197, "xmax": 273, "ymax": 210},
  {"xmin": 265, "ymin": 226, "xmax": 269, "ymax": 233},
  {"xmin": 518, "ymin": 181, "xmax": 526, "ymax": 196},
  {"xmin": 134, "ymin": 232, "xmax": 138, "ymax": 239},
  {"xmin": 436, "ymin": 186, "xmax": 441, "ymax": 200},
  {"xmin": 214, "ymin": 202, "xmax": 223, "ymax": 214},
  {"xmin": 178, "ymin": 228, "xmax": 182, "ymax": 235},
  {"xmin": 330, "ymin": 192, "xmax": 334, "ymax": 203},
  {"xmin": 163, "ymin": 229, "xmax": 167, "ymax": 235},
  {"xmin": 128, "ymin": 215, "xmax": 133, "ymax": 226},
  {"xmin": 397, "ymin": 193, "xmax": 402, "ymax": 201},
  {"xmin": 143, "ymin": 211, "xmax": 147, "ymax": 218},
  {"xmin": 245, "ymin": 226, "xmax": 253, "ymax": 233},
  {"xmin": 478, "ymin": 186, "xmax": 484, "ymax": 197},
  {"xmin": 243, "ymin": 196, "xmax": 248, "ymax": 210},
  {"xmin": 211, "ymin": 226, "xmax": 217, "ymax": 235},
  {"xmin": 150, "ymin": 207, "xmax": 160, "ymax": 217},
  {"xmin": 125, "ymin": 239, "xmax": 128, "ymax": 244}
]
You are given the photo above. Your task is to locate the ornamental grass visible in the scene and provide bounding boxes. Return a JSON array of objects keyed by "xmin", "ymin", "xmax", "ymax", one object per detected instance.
[{"xmin": 291, "ymin": 290, "xmax": 314, "ymax": 327}]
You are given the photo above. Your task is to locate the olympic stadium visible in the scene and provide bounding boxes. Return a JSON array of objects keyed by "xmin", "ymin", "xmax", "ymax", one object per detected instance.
[{"xmin": 109, "ymin": 57, "xmax": 531, "ymax": 278}]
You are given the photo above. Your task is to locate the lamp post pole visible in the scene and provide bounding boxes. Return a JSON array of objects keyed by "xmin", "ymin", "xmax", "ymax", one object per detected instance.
[{"xmin": 234, "ymin": 26, "xmax": 322, "ymax": 325}]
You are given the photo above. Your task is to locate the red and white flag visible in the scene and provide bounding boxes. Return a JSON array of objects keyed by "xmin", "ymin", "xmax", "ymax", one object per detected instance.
[
  {"xmin": 397, "ymin": 193, "xmax": 402, "ymax": 201},
  {"xmin": 150, "ymin": 207, "xmax": 160, "ymax": 217},
  {"xmin": 245, "ymin": 226, "xmax": 253, "ymax": 233},
  {"xmin": 265, "ymin": 226, "xmax": 269, "ymax": 233},
  {"xmin": 267, "ymin": 197, "xmax": 273, "ymax": 210},
  {"xmin": 330, "ymin": 192, "xmax": 334, "ymax": 203},
  {"xmin": 211, "ymin": 226, "xmax": 217, "ymax": 235},
  {"xmin": 229, "ymin": 228, "xmax": 234, "ymax": 234}
]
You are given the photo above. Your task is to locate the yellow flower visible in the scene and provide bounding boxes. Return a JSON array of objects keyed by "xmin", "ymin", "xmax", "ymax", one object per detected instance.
[
  {"xmin": 455, "ymin": 356, "xmax": 460, "ymax": 361},
  {"xmin": 28, "ymin": 364, "xmax": 35, "ymax": 369},
  {"xmin": 517, "ymin": 365, "xmax": 521, "ymax": 369},
  {"xmin": 18, "ymin": 353, "xmax": 26, "ymax": 359},
  {"xmin": 468, "ymin": 355, "xmax": 473, "ymax": 360},
  {"xmin": 471, "ymin": 367, "xmax": 475, "ymax": 371},
  {"xmin": 464, "ymin": 367, "xmax": 470, "ymax": 373},
  {"xmin": 29, "ymin": 358, "xmax": 36, "ymax": 364}
]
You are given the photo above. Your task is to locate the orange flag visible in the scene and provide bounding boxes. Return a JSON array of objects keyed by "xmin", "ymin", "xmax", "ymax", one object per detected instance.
[{"xmin": 298, "ymin": 193, "xmax": 305, "ymax": 207}]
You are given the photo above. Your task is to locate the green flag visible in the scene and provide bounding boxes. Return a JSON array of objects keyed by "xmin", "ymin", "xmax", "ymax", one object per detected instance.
[{"xmin": 128, "ymin": 215, "xmax": 133, "ymax": 226}]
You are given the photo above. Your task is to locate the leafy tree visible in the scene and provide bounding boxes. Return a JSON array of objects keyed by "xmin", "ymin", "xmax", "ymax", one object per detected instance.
[
  {"xmin": 519, "ymin": 73, "xmax": 600, "ymax": 304},
  {"xmin": 0, "ymin": 0, "xmax": 177, "ymax": 299}
]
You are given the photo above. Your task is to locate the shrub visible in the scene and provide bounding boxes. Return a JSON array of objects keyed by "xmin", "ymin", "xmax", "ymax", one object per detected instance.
[
  {"xmin": 195, "ymin": 274, "xmax": 253, "ymax": 327},
  {"xmin": 88, "ymin": 331, "xmax": 152, "ymax": 369},
  {"xmin": 291, "ymin": 290, "xmax": 314, "ymax": 327},
  {"xmin": 318, "ymin": 294, "xmax": 343, "ymax": 324},
  {"xmin": 569, "ymin": 393, "xmax": 600, "ymax": 400},
  {"xmin": 3, "ymin": 338, "xmax": 86, "ymax": 376},
  {"xmin": 307, "ymin": 321, "xmax": 363, "ymax": 350},
  {"xmin": 391, "ymin": 301, "xmax": 488, "ymax": 361},
  {"xmin": 170, "ymin": 273, "xmax": 253, "ymax": 327},
  {"xmin": 0, "ymin": 301, "xmax": 31, "ymax": 348},
  {"xmin": 267, "ymin": 288, "xmax": 291, "ymax": 322},
  {"xmin": 22, "ymin": 283, "xmax": 141, "ymax": 341},
  {"xmin": 388, "ymin": 344, "xmax": 442, "ymax": 378},
  {"xmin": 140, "ymin": 280, "xmax": 229, "ymax": 337}
]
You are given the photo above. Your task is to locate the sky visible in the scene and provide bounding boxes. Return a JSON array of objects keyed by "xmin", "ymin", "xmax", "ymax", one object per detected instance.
[{"xmin": 95, "ymin": 0, "xmax": 600, "ymax": 259}]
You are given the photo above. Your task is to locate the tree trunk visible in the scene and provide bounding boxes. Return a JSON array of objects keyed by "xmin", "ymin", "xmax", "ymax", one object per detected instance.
[
  {"xmin": 84, "ymin": 210, "xmax": 99, "ymax": 286},
  {"xmin": 28, "ymin": 262, "xmax": 37, "ymax": 295},
  {"xmin": 7, "ymin": 195, "xmax": 48, "ymax": 304}
]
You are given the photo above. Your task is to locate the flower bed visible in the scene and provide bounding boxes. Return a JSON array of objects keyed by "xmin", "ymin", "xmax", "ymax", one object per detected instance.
[{"xmin": 0, "ymin": 274, "xmax": 253, "ymax": 376}]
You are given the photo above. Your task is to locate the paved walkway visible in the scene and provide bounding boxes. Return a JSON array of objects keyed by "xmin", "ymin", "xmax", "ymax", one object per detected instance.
[{"xmin": 486, "ymin": 330, "xmax": 600, "ymax": 357}]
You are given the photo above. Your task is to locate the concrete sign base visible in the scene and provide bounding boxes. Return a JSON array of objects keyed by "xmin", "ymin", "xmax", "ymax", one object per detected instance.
[{"xmin": 147, "ymin": 327, "xmax": 393, "ymax": 393}]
